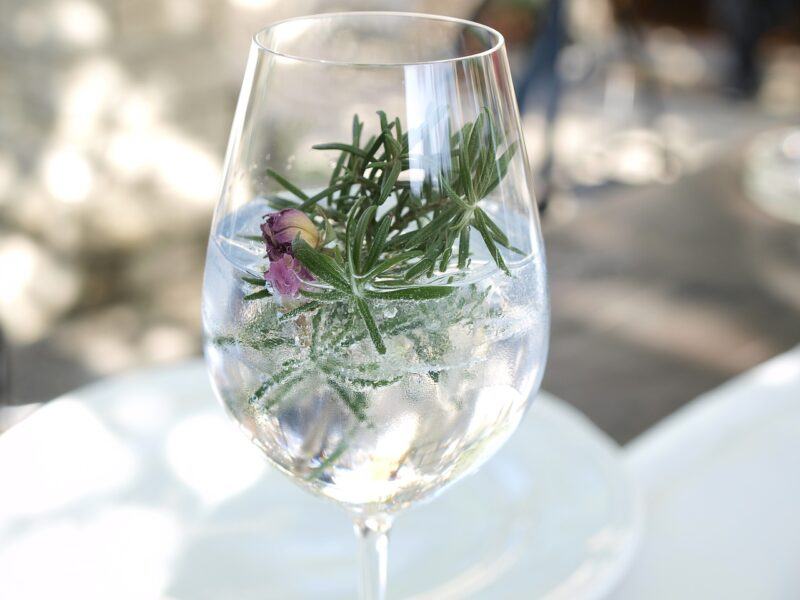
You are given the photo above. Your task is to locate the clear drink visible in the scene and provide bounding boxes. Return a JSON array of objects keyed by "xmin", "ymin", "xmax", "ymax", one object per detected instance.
[{"xmin": 203, "ymin": 200, "xmax": 548, "ymax": 514}]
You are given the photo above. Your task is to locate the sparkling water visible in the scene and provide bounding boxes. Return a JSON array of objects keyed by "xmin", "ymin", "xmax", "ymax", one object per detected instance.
[{"xmin": 202, "ymin": 201, "xmax": 549, "ymax": 513}]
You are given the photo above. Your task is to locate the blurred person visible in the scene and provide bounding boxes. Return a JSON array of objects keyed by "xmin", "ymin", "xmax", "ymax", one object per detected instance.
[
  {"xmin": 713, "ymin": 0, "xmax": 798, "ymax": 98},
  {"xmin": 473, "ymin": 0, "xmax": 561, "ymax": 210}
]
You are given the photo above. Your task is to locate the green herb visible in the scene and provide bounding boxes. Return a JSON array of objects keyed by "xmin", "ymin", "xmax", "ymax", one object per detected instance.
[
  {"xmin": 222, "ymin": 278, "xmax": 497, "ymax": 421},
  {"xmin": 264, "ymin": 109, "xmax": 518, "ymax": 353},
  {"xmin": 306, "ymin": 437, "xmax": 350, "ymax": 481},
  {"xmin": 222, "ymin": 109, "xmax": 521, "ymax": 424}
]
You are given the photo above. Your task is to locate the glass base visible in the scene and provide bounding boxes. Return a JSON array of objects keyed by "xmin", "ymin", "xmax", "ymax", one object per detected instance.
[{"xmin": 167, "ymin": 397, "xmax": 641, "ymax": 600}]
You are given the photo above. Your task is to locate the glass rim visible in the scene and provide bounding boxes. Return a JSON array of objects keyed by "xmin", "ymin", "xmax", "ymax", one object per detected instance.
[{"xmin": 251, "ymin": 11, "xmax": 506, "ymax": 67}]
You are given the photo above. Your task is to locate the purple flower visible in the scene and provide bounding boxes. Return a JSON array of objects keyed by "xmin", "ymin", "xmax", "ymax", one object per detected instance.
[
  {"xmin": 264, "ymin": 254, "xmax": 311, "ymax": 298},
  {"xmin": 260, "ymin": 210, "xmax": 319, "ymax": 297},
  {"xmin": 261, "ymin": 208, "xmax": 320, "ymax": 260}
]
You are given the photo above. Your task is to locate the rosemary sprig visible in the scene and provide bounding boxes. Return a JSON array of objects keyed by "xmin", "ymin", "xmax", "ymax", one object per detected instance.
[
  {"xmin": 268, "ymin": 109, "xmax": 516, "ymax": 275},
  {"xmin": 292, "ymin": 238, "xmax": 452, "ymax": 353},
  {"xmin": 263, "ymin": 109, "xmax": 519, "ymax": 353},
  {"xmin": 222, "ymin": 280, "xmax": 499, "ymax": 423}
]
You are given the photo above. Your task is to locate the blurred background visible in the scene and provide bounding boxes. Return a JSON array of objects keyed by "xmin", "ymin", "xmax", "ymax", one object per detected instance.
[{"xmin": 1, "ymin": 0, "xmax": 799, "ymax": 441}]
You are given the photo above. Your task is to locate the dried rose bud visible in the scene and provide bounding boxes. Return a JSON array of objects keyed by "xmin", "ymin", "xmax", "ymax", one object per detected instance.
[
  {"xmin": 264, "ymin": 254, "xmax": 312, "ymax": 298},
  {"xmin": 261, "ymin": 208, "xmax": 320, "ymax": 259}
]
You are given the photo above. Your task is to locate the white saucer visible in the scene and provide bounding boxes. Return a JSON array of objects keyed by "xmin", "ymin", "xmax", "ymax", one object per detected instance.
[{"xmin": 0, "ymin": 361, "xmax": 640, "ymax": 599}]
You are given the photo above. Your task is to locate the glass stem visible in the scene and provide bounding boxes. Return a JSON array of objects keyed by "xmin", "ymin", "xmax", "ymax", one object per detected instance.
[{"xmin": 353, "ymin": 513, "xmax": 393, "ymax": 600}]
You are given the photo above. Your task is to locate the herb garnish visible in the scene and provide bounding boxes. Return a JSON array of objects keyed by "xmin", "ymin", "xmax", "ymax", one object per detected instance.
[{"xmin": 260, "ymin": 108, "xmax": 519, "ymax": 354}]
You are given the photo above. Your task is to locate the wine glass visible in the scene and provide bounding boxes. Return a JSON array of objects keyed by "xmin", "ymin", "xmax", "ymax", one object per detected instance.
[{"xmin": 202, "ymin": 12, "xmax": 549, "ymax": 599}]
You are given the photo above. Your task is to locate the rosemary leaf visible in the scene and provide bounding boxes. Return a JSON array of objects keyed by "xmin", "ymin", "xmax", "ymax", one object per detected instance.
[
  {"xmin": 351, "ymin": 205, "xmax": 377, "ymax": 274},
  {"xmin": 441, "ymin": 178, "xmax": 471, "ymax": 210},
  {"xmin": 330, "ymin": 152, "xmax": 347, "ymax": 188},
  {"xmin": 404, "ymin": 205, "xmax": 458, "ymax": 249},
  {"xmin": 264, "ymin": 374, "xmax": 305, "ymax": 411},
  {"xmin": 468, "ymin": 111, "xmax": 485, "ymax": 165},
  {"xmin": 364, "ymin": 214, "xmax": 392, "ymax": 271},
  {"xmin": 378, "ymin": 161, "xmax": 402, "ymax": 204},
  {"xmin": 438, "ymin": 245, "xmax": 453, "ymax": 272},
  {"xmin": 241, "ymin": 276, "xmax": 266, "ymax": 286},
  {"xmin": 365, "ymin": 286, "xmax": 453, "ymax": 301},
  {"xmin": 403, "ymin": 258, "xmax": 434, "ymax": 281},
  {"xmin": 457, "ymin": 226, "xmax": 471, "ymax": 269},
  {"xmin": 292, "ymin": 239, "xmax": 350, "ymax": 292},
  {"xmin": 365, "ymin": 250, "xmax": 424, "ymax": 280},
  {"xmin": 312, "ymin": 142, "xmax": 369, "ymax": 159},
  {"xmin": 474, "ymin": 207, "xmax": 510, "ymax": 247},
  {"xmin": 243, "ymin": 336, "xmax": 292, "ymax": 351},
  {"xmin": 243, "ymin": 288, "xmax": 272, "ymax": 301},
  {"xmin": 266, "ymin": 168, "xmax": 309, "ymax": 201},
  {"xmin": 474, "ymin": 210, "xmax": 509, "ymax": 275},
  {"xmin": 352, "ymin": 114, "xmax": 363, "ymax": 147},
  {"xmin": 327, "ymin": 378, "xmax": 368, "ymax": 422},
  {"xmin": 248, "ymin": 359, "xmax": 302, "ymax": 406},
  {"xmin": 355, "ymin": 297, "xmax": 386, "ymax": 354},
  {"xmin": 299, "ymin": 181, "xmax": 352, "ymax": 210},
  {"xmin": 264, "ymin": 195, "xmax": 301, "ymax": 210},
  {"xmin": 300, "ymin": 288, "xmax": 346, "ymax": 301},
  {"xmin": 281, "ymin": 300, "xmax": 322, "ymax": 319},
  {"xmin": 344, "ymin": 374, "xmax": 402, "ymax": 389},
  {"xmin": 479, "ymin": 141, "xmax": 518, "ymax": 198}
]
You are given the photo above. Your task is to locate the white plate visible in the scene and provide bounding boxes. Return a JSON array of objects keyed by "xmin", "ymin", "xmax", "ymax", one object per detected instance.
[
  {"xmin": 0, "ymin": 361, "xmax": 640, "ymax": 599},
  {"xmin": 616, "ymin": 346, "xmax": 800, "ymax": 599}
]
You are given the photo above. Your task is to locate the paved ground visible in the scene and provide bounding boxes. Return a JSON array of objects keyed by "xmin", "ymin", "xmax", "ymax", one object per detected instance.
[{"xmin": 543, "ymin": 150, "xmax": 800, "ymax": 442}]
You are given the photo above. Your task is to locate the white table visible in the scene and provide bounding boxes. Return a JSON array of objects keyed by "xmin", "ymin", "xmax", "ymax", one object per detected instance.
[
  {"xmin": 2, "ymin": 346, "xmax": 798, "ymax": 598},
  {"xmin": 616, "ymin": 345, "xmax": 800, "ymax": 599},
  {"xmin": 0, "ymin": 362, "xmax": 639, "ymax": 599}
]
